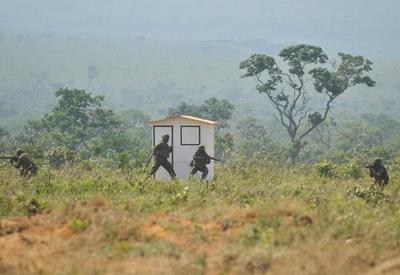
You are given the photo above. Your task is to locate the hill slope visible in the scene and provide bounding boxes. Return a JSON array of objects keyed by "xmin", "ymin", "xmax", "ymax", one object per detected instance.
[{"xmin": 1, "ymin": 31, "xmax": 399, "ymax": 131}]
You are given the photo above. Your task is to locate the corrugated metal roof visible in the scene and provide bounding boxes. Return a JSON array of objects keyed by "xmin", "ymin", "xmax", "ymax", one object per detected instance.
[{"xmin": 148, "ymin": 115, "xmax": 218, "ymax": 125}]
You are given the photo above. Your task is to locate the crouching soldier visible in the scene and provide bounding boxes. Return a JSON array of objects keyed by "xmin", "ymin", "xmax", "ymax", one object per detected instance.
[
  {"xmin": 150, "ymin": 134, "xmax": 176, "ymax": 179},
  {"xmin": 10, "ymin": 149, "xmax": 38, "ymax": 178},
  {"xmin": 190, "ymin": 146, "xmax": 218, "ymax": 180},
  {"xmin": 366, "ymin": 158, "xmax": 389, "ymax": 186}
]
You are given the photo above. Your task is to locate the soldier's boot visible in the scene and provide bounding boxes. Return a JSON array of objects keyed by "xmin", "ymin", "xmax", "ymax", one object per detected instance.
[{"xmin": 150, "ymin": 165, "xmax": 160, "ymax": 176}]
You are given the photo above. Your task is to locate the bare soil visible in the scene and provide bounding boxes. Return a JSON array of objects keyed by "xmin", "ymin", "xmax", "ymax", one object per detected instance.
[{"xmin": 0, "ymin": 202, "xmax": 398, "ymax": 275}]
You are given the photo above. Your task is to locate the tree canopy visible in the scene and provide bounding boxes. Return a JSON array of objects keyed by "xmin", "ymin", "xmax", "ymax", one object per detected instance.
[
  {"xmin": 240, "ymin": 44, "xmax": 375, "ymax": 163},
  {"xmin": 168, "ymin": 97, "xmax": 234, "ymax": 129},
  {"xmin": 39, "ymin": 88, "xmax": 119, "ymax": 150}
]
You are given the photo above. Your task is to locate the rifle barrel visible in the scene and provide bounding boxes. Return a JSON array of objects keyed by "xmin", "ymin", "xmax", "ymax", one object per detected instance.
[{"xmin": 144, "ymin": 152, "xmax": 154, "ymax": 168}]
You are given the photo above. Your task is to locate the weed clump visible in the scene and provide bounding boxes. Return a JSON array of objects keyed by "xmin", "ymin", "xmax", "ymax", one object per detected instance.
[
  {"xmin": 338, "ymin": 159, "xmax": 363, "ymax": 179},
  {"xmin": 346, "ymin": 186, "xmax": 391, "ymax": 204},
  {"xmin": 68, "ymin": 218, "xmax": 91, "ymax": 232},
  {"xmin": 24, "ymin": 198, "xmax": 47, "ymax": 216},
  {"xmin": 314, "ymin": 161, "xmax": 336, "ymax": 178}
]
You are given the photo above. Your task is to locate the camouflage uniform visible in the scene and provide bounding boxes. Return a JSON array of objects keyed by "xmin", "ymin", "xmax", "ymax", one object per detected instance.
[
  {"xmin": 368, "ymin": 159, "xmax": 389, "ymax": 186},
  {"xmin": 10, "ymin": 149, "xmax": 38, "ymax": 178},
  {"xmin": 150, "ymin": 135, "xmax": 176, "ymax": 179},
  {"xmin": 190, "ymin": 146, "xmax": 211, "ymax": 180}
]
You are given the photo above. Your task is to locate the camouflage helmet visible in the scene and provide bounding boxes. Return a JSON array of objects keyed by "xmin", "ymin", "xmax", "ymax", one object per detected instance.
[
  {"xmin": 199, "ymin": 145, "xmax": 205, "ymax": 150},
  {"xmin": 374, "ymin": 159, "xmax": 382, "ymax": 165},
  {"xmin": 162, "ymin": 134, "xmax": 170, "ymax": 142},
  {"xmin": 16, "ymin": 148, "xmax": 24, "ymax": 156}
]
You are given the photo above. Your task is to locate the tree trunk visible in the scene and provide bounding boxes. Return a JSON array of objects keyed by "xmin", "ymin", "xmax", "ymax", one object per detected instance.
[{"xmin": 289, "ymin": 141, "xmax": 302, "ymax": 165}]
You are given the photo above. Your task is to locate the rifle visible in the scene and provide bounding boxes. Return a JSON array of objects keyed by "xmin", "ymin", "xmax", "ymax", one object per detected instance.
[
  {"xmin": 0, "ymin": 156, "xmax": 17, "ymax": 161},
  {"xmin": 191, "ymin": 156, "xmax": 222, "ymax": 167},
  {"xmin": 143, "ymin": 152, "xmax": 154, "ymax": 170},
  {"xmin": 364, "ymin": 164, "xmax": 376, "ymax": 178},
  {"xmin": 194, "ymin": 156, "xmax": 221, "ymax": 161},
  {"xmin": 210, "ymin": 157, "xmax": 221, "ymax": 162}
]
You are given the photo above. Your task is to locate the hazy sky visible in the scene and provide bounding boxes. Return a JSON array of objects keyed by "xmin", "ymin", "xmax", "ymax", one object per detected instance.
[{"xmin": 1, "ymin": 0, "xmax": 399, "ymax": 54}]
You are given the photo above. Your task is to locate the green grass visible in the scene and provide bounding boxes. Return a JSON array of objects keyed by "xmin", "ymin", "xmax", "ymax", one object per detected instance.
[{"xmin": 0, "ymin": 160, "xmax": 400, "ymax": 274}]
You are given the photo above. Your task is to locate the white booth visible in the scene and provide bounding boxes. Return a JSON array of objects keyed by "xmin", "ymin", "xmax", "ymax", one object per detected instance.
[{"xmin": 148, "ymin": 115, "xmax": 217, "ymax": 181}]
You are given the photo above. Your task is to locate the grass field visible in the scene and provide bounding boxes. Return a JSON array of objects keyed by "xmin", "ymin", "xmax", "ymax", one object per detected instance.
[{"xmin": 1, "ymin": 160, "xmax": 400, "ymax": 274}]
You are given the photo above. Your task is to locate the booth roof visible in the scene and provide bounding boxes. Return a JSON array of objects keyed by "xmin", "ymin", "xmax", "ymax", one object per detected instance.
[{"xmin": 147, "ymin": 115, "xmax": 218, "ymax": 125}]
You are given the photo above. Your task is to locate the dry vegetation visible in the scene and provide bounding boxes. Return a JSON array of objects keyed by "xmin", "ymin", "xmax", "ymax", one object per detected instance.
[{"xmin": 1, "ymin": 160, "xmax": 400, "ymax": 274}]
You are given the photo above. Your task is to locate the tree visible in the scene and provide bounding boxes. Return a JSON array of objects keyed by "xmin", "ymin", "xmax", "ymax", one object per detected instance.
[
  {"xmin": 328, "ymin": 119, "xmax": 389, "ymax": 162},
  {"xmin": 309, "ymin": 117, "xmax": 337, "ymax": 151},
  {"xmin": 169, "ymin": 98, "xmax": 235, "ymax": 160},
  {"xmin": 240, "ymin": 44, "xmax": 375, "ymax": 164},
  {"xmin": 215, "ymin": 132, "xmax": 234, "ymax": 161},
  {"xmin": 168, "ymin": 97, "xmax": 234, "ymax": 130},
  {"xmin": 235, "ymin": 117, "xmax": 281, "ymax": 160},
  {"xmin": 361, "ymin": 113, "xmax": 400, "ymax": 141},
  {"xmin": 360, "ymin": 114, "xmax": 400, "ymax": 158},
  {"xmin": 119, "ymin": 110, "xmax": 150, "ymax": 130},
  {"xmin": 18, "ymin": 89, "xmax": 152, "ymax": 163},
  {"xmin": 40, "ymin": 88, "xmax": 119, "ymax": 151}
]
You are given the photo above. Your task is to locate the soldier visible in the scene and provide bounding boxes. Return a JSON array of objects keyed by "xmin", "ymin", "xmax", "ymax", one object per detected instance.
[
  {"xmin": 367, "ymin": 158, "xmax": 389, "ymax": 186},
  {"xmin": 150, "ymin": 134, "xmax": 176, "ymax": 179},
  {"xmin": 190, "ymin": 145, "xmax": 212, "ymax": 180},
  {"xmin": 10, "ymin": 149, "xmax": 38, "ymax": 178}
]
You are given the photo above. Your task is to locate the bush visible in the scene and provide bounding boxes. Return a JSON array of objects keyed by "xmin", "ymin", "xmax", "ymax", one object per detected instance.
[
  {"xmin": 314, "ymin": 161, "xmax": 336, "ymax": 178},
  {"xmin": 46, "ymin": 146, "xmax": 76, "ymax": 168},
  {"xmin": 23, "ymin": 198, "xmax": 48, "ymax": 216},
  {"xmin": 68, "ymin": 218, "xmax": 91, "ymax": 232},
  {"xmin": 339, "ymin": 159, "xmax": 363, "ymax": 179},
  {"xmin": 346, "ymin": 186, "xmax": 390, "ymax": 204}
]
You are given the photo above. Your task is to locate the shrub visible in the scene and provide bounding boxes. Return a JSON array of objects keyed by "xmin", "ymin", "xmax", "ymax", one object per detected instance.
[
  {"xmin": 314, "ymin": 161, "xmax": 336, "ymax": 178},
  {"xmin": 346, "ymin": 186, "xmax": 390, "ymax": 204},
  {"xmin": 23, "ymin": 198, "xmax": 48, "ymax": 216},
  {"xmin": 68, "ymin": 218, "xmax": 91, "ymax": 232},
  {"xmin": 339, "ymin": 159, "xmax": 363, "ymax": 179},
  {"xmin": 46, "ymin": 146, "xmax": 76, "ymax": 168}
]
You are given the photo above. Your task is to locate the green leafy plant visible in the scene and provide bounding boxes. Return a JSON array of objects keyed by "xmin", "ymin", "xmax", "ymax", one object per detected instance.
[
  {"xmin": 314, "ymin": 161, "xmax": 336, "ymax": 178},
  {"xmin": 68, "ymin": 218, "xmax": 91, "ymax": 232}
]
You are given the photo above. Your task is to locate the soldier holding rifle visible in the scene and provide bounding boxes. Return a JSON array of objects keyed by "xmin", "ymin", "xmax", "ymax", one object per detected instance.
[
  {"xmin": 1, "ymin": 149, "xmax": 38, "ymax": 178},
  {"xmin": 189, "ymin": 145, "xmax": 220, "ymax": 180},
  {"xmin": 150, "ymin": 134, "xmax": 176, "ymax": 179},
  {"xmin": 366, "ymin": 158, "xmax": 389, "ymax": 186}
]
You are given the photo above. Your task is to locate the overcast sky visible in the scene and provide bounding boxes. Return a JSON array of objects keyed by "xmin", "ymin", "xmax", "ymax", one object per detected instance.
[{"xmin": 1, "ymin": 0, "xmax": 399, "ymax": 55}]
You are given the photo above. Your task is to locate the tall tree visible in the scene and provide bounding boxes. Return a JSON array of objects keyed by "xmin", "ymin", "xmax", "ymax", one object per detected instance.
[{"xmin": 240, "ymin": 44, "xmax": 375, "ymax": 164}]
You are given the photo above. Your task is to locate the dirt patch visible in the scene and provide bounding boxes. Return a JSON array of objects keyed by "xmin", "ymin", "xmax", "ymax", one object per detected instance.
[
  {"xmin": 366, "ymin": 256, "xmax": 400, "ymax": 275},
  {"xmin": 0, "ymin": 205, "xmax": 398, "ymax": 275},
  {"xmin": 0, "ymin": 217, "xmax": 30, "ymax": 235},
  {"xmin": 142, "ymin": 210, "xmax": 254, "ymax": 254}
]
